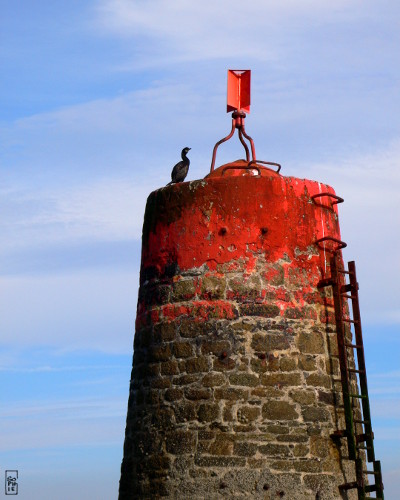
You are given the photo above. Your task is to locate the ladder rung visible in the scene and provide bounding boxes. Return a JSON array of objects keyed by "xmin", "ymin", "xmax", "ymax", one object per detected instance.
[
  {"xmin": 354, "ymin": 419, "xmax": 370, "ymax": 424},
  {"xmin": 349, "ymin": 394, "xmax": 367, "ymax": 399},
  {"xmin": 343, "ymin": 318, "xmax": 359, "ymax": 324},
  {"xmin": 348, "ymin": 368, "xmax": 365, "ymax": 374},
  {"xmin": 341, "ymin": 283, "xmax": 353, "ymax": 292},
  {"xmin": 357, "ymin": 445, "xmax": 373, "ymax": 450},
  {"xmin": 341, "ymin": 293, "xmax": 356, "ymax": 299},
  {"xmin": 364, "ymin": 470, "xmax": 379, "ymax": 475},
  {"xmin": 365, "ymin": 484, "xmax": 378, "ymax": 493},
  {"xmin": 345, "ymin": 343, "xmax": 362, "ymax": 348},
  {"xmin": 339, "ymin": 270, "xmax": 351, "ymax": 275},
  {"xmin": 330, "ymin": 430, "xmax": 347, "ymax": 439},
  {"xmin": 339, "ymin": 481, "xmax": 358, "ymax": 490},
  {"xmin": 356, "ymin": 433, "xmax": 371, "ymax": 443},
  {"xmin": 317, "ymin": 278, "xmax": 334, "ymax": 288}
]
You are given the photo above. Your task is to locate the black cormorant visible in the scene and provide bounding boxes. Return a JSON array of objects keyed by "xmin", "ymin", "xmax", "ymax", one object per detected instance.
[{"xmin": 167, "ymin": 147, "xmax": 191, "ymax": 185}]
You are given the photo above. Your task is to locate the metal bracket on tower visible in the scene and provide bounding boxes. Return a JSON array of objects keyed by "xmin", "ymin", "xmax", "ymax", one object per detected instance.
[
  {"xmin": 210, "ymin": 70, "xmax": 257, "ymax": 172},
  {"xmin": 315, "ymin": 236, "xmax": 347, "ymax": 254}
]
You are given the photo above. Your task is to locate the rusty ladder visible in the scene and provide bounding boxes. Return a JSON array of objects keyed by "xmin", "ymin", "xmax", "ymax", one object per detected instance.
[{"xmin": 319, "ymin": 256, "xmax": 384, "ymax": 499}]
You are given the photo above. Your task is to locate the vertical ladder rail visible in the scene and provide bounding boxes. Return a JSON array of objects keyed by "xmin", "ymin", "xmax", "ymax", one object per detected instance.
[
  {"xmin": 346, "ymin": 261, "xmax": 384, "ymax": 498},
  {"xmin": 347, "ymin": 261, "xmax": 374, "ymax": 463}
]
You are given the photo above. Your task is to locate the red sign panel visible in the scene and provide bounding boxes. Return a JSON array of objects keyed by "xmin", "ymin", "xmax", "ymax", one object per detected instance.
[{"xmin": 227, "ymin": 70, "xmax": 251, "ymax": 114}]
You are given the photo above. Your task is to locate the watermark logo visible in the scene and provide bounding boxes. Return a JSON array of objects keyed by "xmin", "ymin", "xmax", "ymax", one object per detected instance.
[{"xmin": 5, "ymin": 471, "xmax": 18, "ymax": 495}]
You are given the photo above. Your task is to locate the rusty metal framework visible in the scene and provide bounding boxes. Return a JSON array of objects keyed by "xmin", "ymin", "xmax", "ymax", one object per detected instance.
[
  {"xmin": 210, "ymin": 110, "xmax": 257, "ymax": 172},
  {"xmin": 210, "ymin": 70, "xmax": 281, "ymax": 174}
]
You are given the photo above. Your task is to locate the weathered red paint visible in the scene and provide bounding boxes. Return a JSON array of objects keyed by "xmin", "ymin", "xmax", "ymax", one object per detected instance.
[
  {"xmin": 139, "ymin": 162, "xmax": 342, "ymax": 324},
  {"xmin": 161, "ymin": 301, "xmax": 238, "ymax": 321}
]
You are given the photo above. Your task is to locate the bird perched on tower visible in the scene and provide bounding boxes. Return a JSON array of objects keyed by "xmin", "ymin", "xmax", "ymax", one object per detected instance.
[{"xmin": 167, "ymin": 147, "xmax": 191, "ymax": 185}]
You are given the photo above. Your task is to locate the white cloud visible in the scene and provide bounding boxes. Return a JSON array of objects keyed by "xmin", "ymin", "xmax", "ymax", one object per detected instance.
[
  {"xmin": 42, "ymin": 178, "xmax": 146, "ymax": 241},
  {"xmin": 1, "ymin": 83, "xmax": 205, "ymax": 183},
  {"xmin": 0, "ymin": 270, "xmax": 138, "ymax": 352},
  {"xmin": 0, "ymin": 176, "xmax": 154, "ymax": 254},
  {"xmin": 94, "ymin": 0, "xmax": 364, "ymax": 67},
  {"xmin": 0, "ymin": 363, "xmax": 123, "ymax": 374},
  {"xmin": 9, "ymin": 83, "xmax": 196, "ymax": 135},
  {"xmin": 0, "ymin": 397, "xmax": 125, "ymax": 451},
  {"xmin": 0, "ymin": 398, "xmax": 123, "ymax": 420}
]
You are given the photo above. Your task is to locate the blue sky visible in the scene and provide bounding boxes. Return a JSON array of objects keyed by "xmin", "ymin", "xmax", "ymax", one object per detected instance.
[{"xmin": 1, "ymin": 1, "xmax": 399, "ymax": 498}]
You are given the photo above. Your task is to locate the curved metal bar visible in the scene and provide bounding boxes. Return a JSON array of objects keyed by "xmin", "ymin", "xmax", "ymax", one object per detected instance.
[
  {"xmin": 311, "ymin": 192, "xmax": 344, "ymax": 206},
  {"xmin": 221, "ymin": 165, "xmax": 261, "ymax": 176},
  {"xmin": 240, "ymin": 124, "xmax": 256, "ymax": 161},
  {"xmin": 238, "ymin": 129, "xmax": 250, "ymax": 161},
  {"xmin": 248, "ymin": 160, "xmax": 281, "ymax": 174},
  {"xmin": 210, "ymin": 119, "xmax": 236, "ymax": 172},
  {"xmin": 315, "ymin": 236, "xmax": 347, "ymax": 254}
]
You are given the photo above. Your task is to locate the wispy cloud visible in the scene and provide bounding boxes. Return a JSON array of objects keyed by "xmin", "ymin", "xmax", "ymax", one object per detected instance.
[
  {"xmin": 1, "ymin": 178, "xmax": 148, "ymax": 249},
  {"xmin": 0, "ymin": 398, "xmax": 124, "ymax": 419},
  {"xmin": 94, "ymin": 0, "xmax": 365, "ymax": 67},
  {"xmin": 0, "ymin": 84, "xmax": 199, "ymax": 177},
  {"xmin": 0, "ymin": 397, "xmax": 126, "ymax": 451},
  {"xmin": 0, "ymin": 270, "xmax": 137, "ymax": 351},
  {"xmin": 0, "ymin": 363, "xmax": 125, "ymax": 374},
  {"xmin": 370, "ymin": 369, "xmax": 400, "ymax": 380}
]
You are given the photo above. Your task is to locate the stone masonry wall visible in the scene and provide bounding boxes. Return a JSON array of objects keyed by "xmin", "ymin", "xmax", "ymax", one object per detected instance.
[{"xmin": 119, "ymin": 168, "xmax": 358, "ymax": 499}]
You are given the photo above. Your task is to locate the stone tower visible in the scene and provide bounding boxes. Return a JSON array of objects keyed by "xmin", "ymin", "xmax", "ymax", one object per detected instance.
[{"xmin": 118, "ymin": 162, "xmax": 362, "ymax": 499}]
